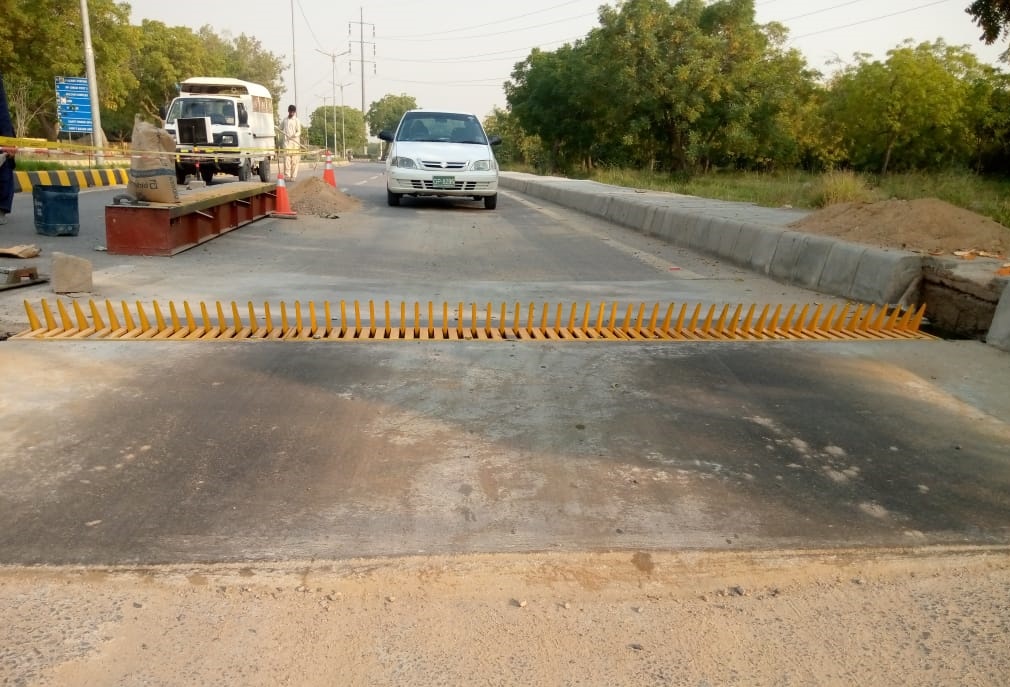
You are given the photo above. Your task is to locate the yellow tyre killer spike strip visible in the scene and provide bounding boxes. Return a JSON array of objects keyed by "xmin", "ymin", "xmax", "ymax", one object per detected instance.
[{"xmin": 15, "ymin": 299, "xmax": 936, "ymax": 342}]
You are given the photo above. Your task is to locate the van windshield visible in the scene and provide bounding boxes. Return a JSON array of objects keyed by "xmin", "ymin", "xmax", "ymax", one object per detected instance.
[{"xmin": 166, "ymin": 98, "xmax": 236, "ymax": 126}]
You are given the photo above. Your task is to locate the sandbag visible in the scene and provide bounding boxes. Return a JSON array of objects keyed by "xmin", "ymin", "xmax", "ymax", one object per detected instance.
[{"xmin": 128, "ymin": 118, "xmax": 179, "ymax": 203}]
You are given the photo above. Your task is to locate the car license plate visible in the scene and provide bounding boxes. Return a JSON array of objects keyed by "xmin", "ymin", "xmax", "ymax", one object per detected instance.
[{"xmin": 432, "ymin": 176, "xmax": 455, "ymax": 189}]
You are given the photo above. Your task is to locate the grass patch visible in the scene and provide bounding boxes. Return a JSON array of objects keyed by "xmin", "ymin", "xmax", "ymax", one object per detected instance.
[
  {"xmin": 808, "ymin": 170, "xmax": 877, "ymax": 207},
  {"xmin": 14, "ymin": 157, "xmax": 129, "ymax": 172},
  {"xmin": 507, "ymin": 166, "xmax": 1010, "ymax": 227}
]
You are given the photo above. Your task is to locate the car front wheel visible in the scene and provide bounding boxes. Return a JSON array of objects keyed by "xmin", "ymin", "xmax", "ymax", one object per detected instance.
[
  {"xmin": 483, "ymin": 194, "xmax": 497, "ymax": 210},
  {"xmin": 387, "ymin": 190, "xmax": 401, "ymax": 207}
]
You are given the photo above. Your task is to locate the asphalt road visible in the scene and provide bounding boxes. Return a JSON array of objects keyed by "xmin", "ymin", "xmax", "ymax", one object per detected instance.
[{"xmin": 1, "ymin": 163, "xmax": 1008, "ymax": 566}]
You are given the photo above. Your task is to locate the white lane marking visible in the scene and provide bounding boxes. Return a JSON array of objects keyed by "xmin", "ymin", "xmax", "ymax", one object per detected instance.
[
  {"xmin": 354, "ymin": 175, "xmax": 383, "ymax": 185},
  {"xmin": 503, "ymin": 191, "xmax": 706, "ymax": 279}
]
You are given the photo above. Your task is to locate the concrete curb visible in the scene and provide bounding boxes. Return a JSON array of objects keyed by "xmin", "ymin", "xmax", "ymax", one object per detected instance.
[
  {"xmin": 986, "ymin": 281, "xmax": 1010, "ymax": 351},
  {"xmin": 13, "ymin": 169, "xmax": 129, "ymax": 193},
  {"xmin": 500, "ymin": 172, "xmax": 1010, "ymax": 350}
]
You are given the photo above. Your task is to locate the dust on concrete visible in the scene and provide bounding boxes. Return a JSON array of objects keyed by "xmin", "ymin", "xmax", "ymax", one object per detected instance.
[
  {"xmin": 790, "ymin": 198, "xmax": 1009, "ymax": 257},
  {"xmin": 287, "ymin": 176, "xmax": 361, "ymax": 217},
  {"xmin": 2, "ymin": 548, "xmax": 1008, "ymax": 686}
]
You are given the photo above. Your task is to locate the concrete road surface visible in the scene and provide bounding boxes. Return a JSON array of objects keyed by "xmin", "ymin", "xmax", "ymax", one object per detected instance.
[{"xmin": 1, "ymin": 163, "xmax": 1008, "ymax": 686}]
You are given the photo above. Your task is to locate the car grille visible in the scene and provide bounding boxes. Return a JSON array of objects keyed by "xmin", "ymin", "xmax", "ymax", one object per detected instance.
[
  {"xmin": 410, "ymin": 180, "xmax": 491, "ymax": 191},
  {"xmin": 420, "ymin": 160, "xmax": 466, "ymax": 170}
]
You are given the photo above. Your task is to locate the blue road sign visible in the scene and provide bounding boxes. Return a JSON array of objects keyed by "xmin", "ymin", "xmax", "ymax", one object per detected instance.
[{"xmin": 55, "ymin": 76, "xmax": 93, "ymax": 133}]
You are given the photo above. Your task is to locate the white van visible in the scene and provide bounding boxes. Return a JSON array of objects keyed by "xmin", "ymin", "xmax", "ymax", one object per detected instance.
[{"xmin": 161, "ymin": 77, "xmax": 275, "ymax": 185}]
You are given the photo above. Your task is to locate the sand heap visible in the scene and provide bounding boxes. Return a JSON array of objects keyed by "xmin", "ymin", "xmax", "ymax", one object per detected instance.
[
  {"xmin": 789, "ymin": 198, "xmax": 1009, "ymax": 258},
  {"xmin": 287, "ymin": 176, "xmax": 361, "ymax": 217}
]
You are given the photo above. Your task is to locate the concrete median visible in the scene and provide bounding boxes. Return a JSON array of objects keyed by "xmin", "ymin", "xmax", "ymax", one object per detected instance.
[{"xmin": 499, "ymin": 172, "xmax": 1010, "ymax": 349}]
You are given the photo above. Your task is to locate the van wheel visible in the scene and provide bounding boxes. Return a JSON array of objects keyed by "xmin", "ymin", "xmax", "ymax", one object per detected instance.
[
  {"xmin": 201, "ymin": 167, "xmax": 215, "ymax": 185},
  {"xmin": 258, "ymin": 158, "xmax": 271, "ymax": 182},
  {"xmin": 176, "ymin": 169, "xmax": 187, "ymax": 186},
  {"xmin": 387, "ymin": 190, "xmax": 401, "ymax": 207},
  {"xmin": 484, "ymin": 194, "xmax": 498, "ymax": 210},
  {"xmin": 238, "ymin": 159, "xmax": 251, "ymax": 181}
]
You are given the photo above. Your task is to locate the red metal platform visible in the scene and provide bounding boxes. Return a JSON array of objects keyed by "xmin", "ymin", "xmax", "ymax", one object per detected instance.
[{"xmin": 105, "ymin": 182, "xmax": 277, "ymax": 256}]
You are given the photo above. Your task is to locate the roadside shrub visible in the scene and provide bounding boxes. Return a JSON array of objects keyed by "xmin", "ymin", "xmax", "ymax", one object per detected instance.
[{"xmin": 809, "ymin": 169, "xmax": 877, "ymax": 207}]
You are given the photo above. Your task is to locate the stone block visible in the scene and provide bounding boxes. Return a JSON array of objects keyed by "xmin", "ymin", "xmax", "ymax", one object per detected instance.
[{"xmin": 51, "ymin": 251, "xmax": 93, "ymax": 293}]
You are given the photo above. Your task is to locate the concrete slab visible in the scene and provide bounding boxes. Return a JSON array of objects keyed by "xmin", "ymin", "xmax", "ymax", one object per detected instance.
[
  {"xmin": 791, "ymin": 234, "xmax": 836, "ymax": 290},
  {"xmin": 985, "ymin": 282, "xmax": 1010, "ymax": 351},
  {"xmin": 769, "ymin": 231, "xmax": 806, "ymax": 281},
  {"xmin": 715, "ymin": 220, "xmax": 744, "ymax": 258},
  {"xmin": 817, "ymin": 241, "xmax": 867, "ymax": 297},
  {"xmin": 659, "ymin": 208, "xmax": 693, "ymax": 245},
  {"xmin": 850, "ymin": 248, "xmax": 922, "ymax": 304},
  {"xmin": 748, "ymin": 226, "xmax": 786, "ymax": 275},
  {"xmin": 685, "ymin": 215, "xmax": 714, "ymax": 252}
]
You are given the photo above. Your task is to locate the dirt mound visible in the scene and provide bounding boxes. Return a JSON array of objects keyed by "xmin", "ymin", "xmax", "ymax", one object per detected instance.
[
  {"xmin": 789, "ymin": 198, "xmax": 1009, "ymax": 257},
  {"xmin": 287, "ymin": 176, "xmax": 361, "ymax": 216}
]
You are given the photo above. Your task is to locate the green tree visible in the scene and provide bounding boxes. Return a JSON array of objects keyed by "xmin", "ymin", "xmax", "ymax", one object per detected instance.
[
  {"xmin": 967, "ymin": 0, "xmax": 1010, "ymax": 44},
  {"xmin": 308, "ymin": 105, "xmax": 367, "ymax": 155},
  {"xmin": 825, "ymin": 40, "xmax": 984, "ymax": 173},
  {"xmin": 0, "ymin": 0, "xmax": 137, "ymax": 139},
  {"xmin": 102, "ymin": 22, "xmax": 285, "ymax": 140},
  {"xmin": 482, "ymin": 107, "xmax": 539, "ymax": 167},
  {"xmin": 365, "ymin": 93, "xmax": 417, "ymax": 137},
  {"xmin": 506, "ymin": 42, "xmax": 603, "ymax": 172}
]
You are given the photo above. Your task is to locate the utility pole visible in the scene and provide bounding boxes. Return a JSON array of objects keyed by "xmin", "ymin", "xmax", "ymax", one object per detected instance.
[
  {"xmin": 290, "ymin": 0, "xmax": 298, "ymax": 112},
  {"xmin": 338, "ymin": 81, "xmax": 352, "ymax": 158},
  {"xmin": 79, "ymin": 0, "xmax": 104, "ymax": 164},
  {"xmin": 348, "ymin": 7, "xmax": 375, "ymax": 155},
  {"xmin": 315, "ymin": 47, "xmax": 350, "ymax": 155},
  {"xmin": 316, "ymin": 95, "xmax": 329, "ymax": 150}
]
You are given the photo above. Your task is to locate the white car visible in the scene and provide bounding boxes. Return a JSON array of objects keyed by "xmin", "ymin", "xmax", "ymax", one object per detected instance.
[{"xmin": 378, "ymin": 110, "xmax": 502, "ymax": 209}]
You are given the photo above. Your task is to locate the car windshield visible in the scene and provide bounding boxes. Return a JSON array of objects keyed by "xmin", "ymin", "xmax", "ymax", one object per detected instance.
[
  {"xmin": 396, "ymin": 113, "xmax": 487, "ymax": 144},
  {"xmin": 166, "ymin": 98, "xmax": 236, "ymax": 126}
]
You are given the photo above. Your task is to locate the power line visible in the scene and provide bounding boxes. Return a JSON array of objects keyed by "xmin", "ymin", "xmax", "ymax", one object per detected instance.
[
  {"xmin": 781, "ymin": 0, "xmax": 874, "ymax": 23},
  {"xmin": 382, "ymin": 0, "xmax": 589, "ymax": 39},
  {"xmin": 789, "ymin": 0, "xmax": 958, "ymax": 41},
  {"xmin": 296, "ymin": 0, "xmax": 325, "ymax": 51},
  {"xmin": 379, "ymin": 36, "xmax": 585, "ymax": 64},
  {"xmin": 380, "ymin": 12, "xmax": 597, "ymax": 42},
  {"xmin": 379, "ymin": 77, "xmax": 508, "ymax": 87}
]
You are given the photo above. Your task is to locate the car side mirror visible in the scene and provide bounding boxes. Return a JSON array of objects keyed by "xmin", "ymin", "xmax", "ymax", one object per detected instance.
[
  {"xmin": 238, "ymin": 105, "xmax": 249, "ymax": 126},
  {"xmin": 158, "ymin": 105, "xmax": 167, "ymax": 121},
  {"xmin": 488, "ymin": 135, "xmax": 502, "ymax": 146},
  {"xmin": 378, "ymin": 130, "xmax": 393, "ymax": 142}
]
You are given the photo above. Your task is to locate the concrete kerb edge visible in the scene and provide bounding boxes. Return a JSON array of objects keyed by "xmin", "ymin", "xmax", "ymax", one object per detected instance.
[
  {"xmin": 791, "ymin": 234, "xmax": 837, "ymax": 290},
  {"xmin": 849, "ymin": 248, "xmax": 922, "ymax": 304},
  {"xmin": 985, "ymin": 281, "xmax": 1010, "ymax": 351},
  {"xmin": 504, "ymin": 176, "xmax": 965, "ymax": 336}
]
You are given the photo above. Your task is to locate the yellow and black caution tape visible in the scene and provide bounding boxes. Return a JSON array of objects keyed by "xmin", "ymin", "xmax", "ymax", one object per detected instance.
[{"xmin": 2, "ymin": 133, "xmax": 332, "ymax": 192}]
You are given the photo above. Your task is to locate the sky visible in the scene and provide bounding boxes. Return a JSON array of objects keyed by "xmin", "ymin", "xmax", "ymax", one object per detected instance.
[{"xmin": 125, "ymin": 0, "xmax": 1007, "ymax": 120}]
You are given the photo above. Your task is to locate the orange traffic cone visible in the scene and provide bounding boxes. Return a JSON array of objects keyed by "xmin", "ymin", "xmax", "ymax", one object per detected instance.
[
  {"xmin": 270, "ymin": 171, "xmax": 297, "ymax": 219},
  {"xmin": 322, "ymin": 150, "xmax": 337, "ymax": 188}
]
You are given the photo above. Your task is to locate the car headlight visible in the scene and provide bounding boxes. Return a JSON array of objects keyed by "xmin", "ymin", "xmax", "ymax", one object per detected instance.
[
  {"xmin": 471, "ymin": 159, "xmax": 494, "ymax": 172},
  {"xmin": 220, "ymin": 134, "xmax": 236, "ymax": 146},
  {"xmin": 391, "ymin": 156, "xmax": 417, "ymax": 169}
]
